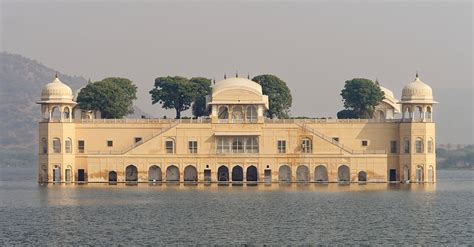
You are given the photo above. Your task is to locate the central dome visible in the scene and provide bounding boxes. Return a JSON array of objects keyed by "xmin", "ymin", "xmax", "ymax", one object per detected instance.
[
  {"xmin": 401, "ymin": 76, "xmax": 435, "ymax": 103},
  {"xmin": 39, "ymin": 77, "xmax": 75, "ymax": 103},
  {"xmin": 212, "ymin": 77, "xmax": 263, "ymax": 96}
]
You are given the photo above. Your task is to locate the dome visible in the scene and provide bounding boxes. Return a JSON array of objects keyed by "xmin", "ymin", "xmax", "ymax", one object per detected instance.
[
  {"xmin": 379, "ymin": 85, "xmax": 401, "ymax": 113},
  {"xmin": 39, "ymin": 77, "xmax": 75, "ymax": 103},
  {"xmin": 401, "ymin": 75, "xmax": 436, "ymax": 103},
  {"xmin": 380, "ymin": 86, "xmax": 395, "ymax": 100},
  {"xmin": 212, "ymin": 77, "xmax": 263, "ymax": 96}
]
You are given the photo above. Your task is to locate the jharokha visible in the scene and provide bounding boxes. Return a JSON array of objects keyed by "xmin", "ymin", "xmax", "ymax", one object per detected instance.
[{"xmin": 37, "ymin": 75, "xmax": 437, "ymax": 183}]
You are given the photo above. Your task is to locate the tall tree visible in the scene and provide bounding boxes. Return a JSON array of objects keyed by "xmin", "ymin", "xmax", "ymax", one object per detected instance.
[
  {"xmin": 100, "ymin": 77, "xmax": 137, "ymax": 114},
  {"xmin": 76, "ymin": 80, "xmax": 131, "ymax": 119},
  {"xmin": 149, "ymin": 76, "xmax": 196, "ymax": 119},
  {"xmin": 252, "ymin": 74, "xmax": 292, "ymax": 119},
  {"xmin": 339, "ymin": 78, "xmax": 384, "ymax": 119},
  {"xmin": 190, "ymin": 77, "xmax": 212, "ymax": 118}
]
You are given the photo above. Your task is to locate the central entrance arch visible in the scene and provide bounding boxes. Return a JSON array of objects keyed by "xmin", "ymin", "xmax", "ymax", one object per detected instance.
[
  {"xmin": 314, "ymin": 165, "xmax": 328, "ymax": 182},
  {"xmin": 125, "ymin": 165, "xmax": 138, "ymax": 182},
  {"xmin": 184, "ymin": 165, "xmax": 198, "ymax": 182},
  {"xmin": 148, "ymin": 165, "xmax": 162, "ymax": 182},
  {"xmin": 108, "ymin": 171, "xmax": 117, "ymax": 182},
  {"xmin": 338, "ymin": 165, "xmax": 350, "ymax": 182},
  {"xmin": 246, "ymin": 166, "xmax": 258, "ymax": 182},
  {"xmin": 358, "ymin": 171, "xmax": 367, "ymax": 182},
  {"xmin": 166, "ymin": 165, "xmax": 180, "ymax": 182},
  {"xmin": 296, "ymin": 165, "xmax": 309, "ymax": 182},
  {"xmin": 232, "ymin": 166, "xmax": 243, "ymax": 182},
  {"xmin": 279, "ymin": 165, "xmax": 292, "ymax": 182},
  {"xmin": 218, "ymin": 165, "xmax": 229, "ymax": 181}
]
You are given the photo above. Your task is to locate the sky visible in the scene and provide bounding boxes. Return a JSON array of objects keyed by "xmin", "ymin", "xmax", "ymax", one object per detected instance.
[{"xmin": 1, "ymin": 0, "xmax": 472, "ymax": 144}]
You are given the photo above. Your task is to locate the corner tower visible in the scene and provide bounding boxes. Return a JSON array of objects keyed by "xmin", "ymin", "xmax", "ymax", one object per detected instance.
[
  {"xmin": 399, "ymin": 73, "xmax": 437, "ymax": 182},
  {"xmin": 37, "ymin": 75, "xmax": 77, "ymax": 183}
]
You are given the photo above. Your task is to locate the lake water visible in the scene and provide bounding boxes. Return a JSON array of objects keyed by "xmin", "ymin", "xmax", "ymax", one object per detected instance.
[{"xmin": 0, "ymin": 167, "xmax": 472, "ymax": 245}]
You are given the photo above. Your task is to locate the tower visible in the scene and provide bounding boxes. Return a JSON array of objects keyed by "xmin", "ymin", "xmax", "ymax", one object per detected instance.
[
  {"xmin": 399, "ymin": 74, "xmax": 437, "ymax": 182},
  {"xmin": 37, "ymin": 76, "xmax": 77, "ymax": 183}
]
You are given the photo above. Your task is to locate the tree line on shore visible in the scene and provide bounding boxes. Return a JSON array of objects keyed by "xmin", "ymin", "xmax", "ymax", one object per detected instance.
[{"xmin": 76, "ymin": 75, "xmax": 384, "ymax": 119}]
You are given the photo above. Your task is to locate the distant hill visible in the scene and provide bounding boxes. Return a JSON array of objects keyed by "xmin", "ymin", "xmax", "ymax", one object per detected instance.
[{"xmin": 0, "ymin": 52, "xmax": 151, "ymax": 154}]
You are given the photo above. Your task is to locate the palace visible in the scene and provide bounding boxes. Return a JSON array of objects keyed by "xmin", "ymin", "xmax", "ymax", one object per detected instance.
[{"xmin": 37, "ymin": 75, "xmax": 437, "ymax": 183}]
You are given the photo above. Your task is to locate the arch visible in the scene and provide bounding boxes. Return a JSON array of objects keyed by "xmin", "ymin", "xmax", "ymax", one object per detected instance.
[
  {"xmin": 403, "ymin": 165, "xmax": 410, "ymax": 182},
  {"xmin": 65, "ymin": 138, "xmax": 72, "ymax": 153},
  {"xmin": 427, "ymin": 165, "xmax": 434, "ymax": 182},
  {"xmin": 377, "ymin": 110, "xmax": 385, "ymax": 120},
  {"xmin": 426, "ymin": 106, "xmax": 432, "ymax": 121},
  {"xmin": 51, "ymin": 106, "xmax": 61, "ymax": 121},
  {"xmin": 41, "ymin": 138, "xmax": 48, "ymax": 154},
  {"xmin": 108, "ymin": 171, "xmax": 117, "ymax": 182},
  {"xmin": 314, "ymin": 165, "xmax": 328, "ymax": 182},
  {"xmin": 278, "ymin": 165, "xmax": 292, "ymax": 182},
  {"xmin": 428, "ymin": 137, "xmax": 434, "ymax": 153},
  {"xmin": 403, "ymin": 106, "xmax": 411, "ymax": 119},
  {"xmin": 414, "ymin": 105, "xmax": 423, "ymax": 121},
  {"xmin": 232, "ymin": 165, "xmax": 243, "ymax": 181},
  {"xmin": 358, "ymin": 171, "xmax": 367, "ymax": 182},
  {"xmin": 65, "ymin": 165, "xmax": 72, "ymax": 182},
  {"xmin": 296, "ymin": 165, "xmax": 309, "ymax": 182},
  {"xmin": 148, "ymin": 165, "xmax": 162, "ymax": 182},
  {"xmin": 218, "ymin": 106, "xmax": 229, "ymax": 120},
  {"xmin": 338, "ymin": 165, "xmax": 350, "ymax": 182},
  {"xmin": 63, "ymin": 106, "xmax": 71, "ymax": 120},
  {"xmin": 246, "ymin": 106, "xmax": 257, "ymax": 122},
  {"xmin": 415, "ymin": 137, "xmax": 424, "ymax": 153},
  {"xmin": 184, "ymin": 165, "xmax": 198, "ymax": 182},
  {"xmin": 52, "ymin": 138, "xmax": 61, "ymax": 153},
  {"xmin": 232, "ymin": 106, "xmax": 243, "ymax": 123},
  {"xmin": 217, "ymin": 165, "xmax": 229, "ymax": 181},
  {"xmin": 52, "ymin": 165, "xmax": 61, "ymax": 182},
  {"xmin": 125, "ymin": 165, "xmax": 138, "ymax": 182},
  {"xmin": 166, "ymin": 165, "xmax": 180, "ymax": 182},
  {"xmin": 416, "ymin": 165, "xmax": 424, "ymax": 182},
  {"xmin": 246, "ymin": 165, "xmax": 258, "ymax": 182}
]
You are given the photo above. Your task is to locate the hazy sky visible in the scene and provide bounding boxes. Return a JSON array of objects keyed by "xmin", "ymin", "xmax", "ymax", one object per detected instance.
[{"xmin": 1, "ymin": 0, "xmax": 472, "ymax": 144}]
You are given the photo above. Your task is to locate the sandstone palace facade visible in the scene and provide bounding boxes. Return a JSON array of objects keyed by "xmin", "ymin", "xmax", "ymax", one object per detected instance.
[{"xmin": 37, "ymin": 75, "xmax": 437, "ymax": 183}]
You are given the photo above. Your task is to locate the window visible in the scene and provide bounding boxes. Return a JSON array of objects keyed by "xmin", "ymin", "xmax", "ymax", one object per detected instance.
[
  {"xmin": 246, "ymin": 106, "xmax": 257, "ymax": 123},
  {"xmin": 232, "ymin": 137, "xmax": 244, "ymax": 153},
  {"xmin": 332, "ymin": 137, "xmax": 339, "ymax": 143},
  {"xmin": 428, "ymin": 138, "xmax": 433, "ymax": 153},
  {"xmin": 78, "ymin": 140, "xmax": 85, "ymax": 153},
  {"xmin": 361, "ymin": 140, "xmax": 368, "ymax": 147},
  {"xmin": 107, "ymin": 140, "xmax": 113, "ymax": 147},
  {"xmin": 416, "ymin": 138, "xmax": 424, "ymax": 153},
  {"xmin": 246, "ymin": 137, "xmax": 259, "ymax": 153},
  {"xmin": 188, "ymin": 141, "xmax": 198, "ymax": 154},
  {"xmin": 216, "ymin": 136, "xmax": 230, "ymax": 153},
  {"xmin": 277, "ymin": 140, "xmax": 286, "ymax": 153},
  {"xmin": 65, "ymin": 139, "xmax": 72, "ymax": 153},
  {"xmin": 403, "ymin": 139, "xmax": 410, "ymax": 154},
  {"xmin": 218, "ymin": 106, "xmax": 229, "ymax": 122},
  {"xmin": 232, "ymin": 106, "xmax": 243, "ymax": 123},
  {"xmin": 53, "ymin": 138, "xmax": 61, "ymax": 153},
  {"xmin": 135, "ymin": 137, "xmax": 142, "ymax": 143},
  {"xmin": 41, "ymin": 138, "xmax": 48, "ymax": 154},
  {"xmin": 302, "ymin": 138, "xmax": 312, "ymax": 153},
  {"xmin": 165, "ymin": 140, "xmax": 174, "ymax": 153},
  {"xmin": 390, "ymin": 141, "xmax": 397, "ymax": 154}
]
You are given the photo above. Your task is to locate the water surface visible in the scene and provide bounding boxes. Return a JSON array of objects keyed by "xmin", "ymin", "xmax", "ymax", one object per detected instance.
[{"xmin": 0, "ymin": 168, "xmax": 472, "ymax": 245}]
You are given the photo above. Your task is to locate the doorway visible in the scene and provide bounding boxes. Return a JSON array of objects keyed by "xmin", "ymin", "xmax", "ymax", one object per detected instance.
[{"xmin": 389, "ymin": 169, "xmax": 396, "ymax": 182}]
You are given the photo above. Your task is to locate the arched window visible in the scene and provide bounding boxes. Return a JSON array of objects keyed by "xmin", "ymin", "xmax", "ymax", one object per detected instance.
[
  {"xmin": 246, "ymin": 106, "xmax": 257, "ymax": 123},
  {"xmin": 414, "ymin": 106, "xmax": 423, "ymax": 122},
  {"xmin": 41, "ymin": 138, "xmax": 48, "ymax": 154},
  {"xmin": 403, "ymin": 138, "xmax": 410, "ymax": 154},
  {"xmin": 403, "ymin": 106, "xmax": 411, "ymax": 120},
  {"xmin": 232, "ymin": 106, "xmax": 243, "ymax": 123},
  {"xmin": 426, "ymin": 106, "xmax": 432, "ymax": 121},
  {"xmin": 415, "ymin": 138, "xmax": 424, "ymax": 153},
  {"xmin": 53, "ymin": 138, "xmax": 61, "ymax": 153},
  {"xmin": 65, "ymin": 138, "xmax": 72, "ymax": 153},
  {"xmin": 246, "ymin": 137, "xmax": 259, "ymax": 153},
  {"xmin": 428, "ymin": 138, "xmax": 434, "ymax": 153},
  {"xmin": 218, "ymin": 106, "xmax": 229, "ymax": 122},
  {"xmin": 63, "ymin": 107, "xmax": 70, "ymax": 120},
  {"xmin": 51, "ymin": 106, "xmax": 61, "ymax": 121},
  {"xmin": 301, "ymin": 138, "xmax": 312, "ymax": 153}
]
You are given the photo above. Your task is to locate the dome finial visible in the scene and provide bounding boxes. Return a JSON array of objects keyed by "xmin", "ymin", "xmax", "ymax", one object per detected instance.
[
  {"xmin": 375, "ymin": 78, "xmax": 379, "ymax": 85},
  {"xmin": 236, "ymin": 71, "xmax": 238, "ymax": 78},
  {"xmin": 55, "ymin": 72, "xmax": 58, "ymax": 79},
  {"xmin": 224, "ymin": 73, "xmax": 227, "ymax": 79},
  {"xmin": 416, "ymin": 71, "xmax": 419, "ymax": 79},
  {"xmin": 213, "ymin": 77, "xmax": 216, "ymax": 85},
  {"xmin": 247, "ymin": 73, "xmax": 250, "ymax": 80}
]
